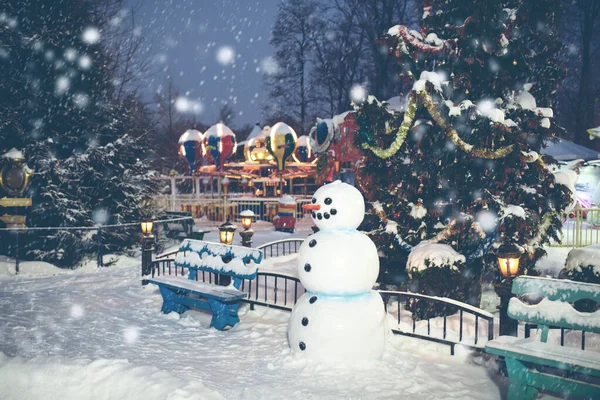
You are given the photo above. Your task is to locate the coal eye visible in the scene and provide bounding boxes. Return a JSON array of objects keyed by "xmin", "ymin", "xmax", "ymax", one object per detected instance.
[
  {"xmin": 324, "ymin": 197, "xmax": 332, "ymax": 205},
  {"xmin": 311, "ymin": 198, "xmax": 316, "ymax": 204}
]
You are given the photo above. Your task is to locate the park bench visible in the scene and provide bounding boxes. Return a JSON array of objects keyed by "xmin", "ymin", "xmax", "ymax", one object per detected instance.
[
  {"xmin": 485, "ymin": 276, "xmax": 600, "ymax": 400},
  {"xmin": 147, "ymin": 239, "xmax": 263, "ymax": 330}
]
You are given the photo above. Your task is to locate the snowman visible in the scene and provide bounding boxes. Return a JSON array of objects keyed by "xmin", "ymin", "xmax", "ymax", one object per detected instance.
[{"xmin": 288, "ymin": 180, "xmax": 388, "ymax": 361}]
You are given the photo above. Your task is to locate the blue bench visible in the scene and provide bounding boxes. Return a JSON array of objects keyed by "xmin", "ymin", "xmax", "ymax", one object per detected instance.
[
  {"xmin": 148, "ymin": 239, "xmax": 262, "ymax": 330},
  {"xmin": 485, "ymin": 276, "xmax": 600, "ymax": 399}
]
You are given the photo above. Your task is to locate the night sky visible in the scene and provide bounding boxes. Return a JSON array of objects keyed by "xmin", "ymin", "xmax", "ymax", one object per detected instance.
[{"xmin": 134, "ymin": 0, "xmax": 280, "ymax": 127}]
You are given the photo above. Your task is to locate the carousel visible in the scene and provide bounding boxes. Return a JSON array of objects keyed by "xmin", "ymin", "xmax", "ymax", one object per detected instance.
[
  {"xmin": 156, "ymin": 115, "xmax": 363, "ymax": 224},
  {"xmin": 176, "ymin": 122, "xmax": 318, "ymax": 197}
]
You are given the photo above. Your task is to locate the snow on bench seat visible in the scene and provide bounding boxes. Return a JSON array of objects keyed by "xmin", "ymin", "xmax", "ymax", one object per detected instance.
[
  {"xmin": 485, "ymin": 276, "xmax": 600, "ymax": 399},
  {"xmin": 148, "ymin": 275, "xmax": 247, "ymax": 301},
  {"xmin": 486, "ymin": 336, "xmax": 600, "ymax": 375},
  {"xmin": 150, "ymin": 240, "xmax": 263, "ymax": 330}
]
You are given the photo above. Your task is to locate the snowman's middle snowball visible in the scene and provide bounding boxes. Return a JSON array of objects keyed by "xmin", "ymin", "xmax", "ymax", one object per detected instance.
[{"xmin": 297, "ymin": 230, "xmax": 379, "ymax": 294}]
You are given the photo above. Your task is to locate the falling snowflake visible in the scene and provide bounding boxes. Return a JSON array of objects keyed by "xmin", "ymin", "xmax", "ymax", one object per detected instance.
[
  {"xmin": 175, "ymin": 96, "xmax": 203, "ymax": 115},
  {"xmin": 55, "ymin": 76, "xmax": 70, "ymax": 95},
  {"xmin": 70, "ymin": 304, "xmax": 84, "ymax": 318},
  {"xmin": 64, "ymin": 48, "xmax": 77, "ymax": 62},
  {"xmin": 123, "ymin": 327, "xmax": 139, "ymax": 344},
  {"xmin": 92, "ymin": 208, "xmax": 110, "ymax": 225},
  {"xmin": 73, "ymin": 93, "xmax": 90, "ymax": 109},
  {"xmin": 82, "ymin": 26, "xmax": 101, "ymax": 44},
  {"xmin": 260, "ymin": 56, "xmax": 279, "ymax": 75},
  {"xmin": 78, "ymin": 55, "xmax": 92, "ymax": 70},
  {"xmin": 216, "ymin": 45, "xmax": 235, "ymax": 65},
  {"xmin": 476, "ymin": 211, "xmax": 497, "ymax": 232},
  {"xmin": 350, "ymin": 84, "xmax": 367, "ymax": 103}
]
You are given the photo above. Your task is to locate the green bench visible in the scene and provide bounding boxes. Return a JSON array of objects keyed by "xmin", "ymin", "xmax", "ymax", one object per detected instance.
[{"xmin": 485, "ymin": 276, "xmax": 600, "ymax": 400}]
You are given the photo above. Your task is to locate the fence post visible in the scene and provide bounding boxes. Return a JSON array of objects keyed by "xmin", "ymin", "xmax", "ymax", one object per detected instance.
[
  {"xmin": 141, "ymin": 235, "xmax": 154, "ymax": 286},
  {"xmin": 15, "ymin": 229, "xmax": 19, "ymax": 275},
  {"xmin": 97, "ymin": 227, "xmax": 103, "ymax": 267},
  {"xmin": 170, "ymin": 176, "xmax": 177, "ymax": 212}
]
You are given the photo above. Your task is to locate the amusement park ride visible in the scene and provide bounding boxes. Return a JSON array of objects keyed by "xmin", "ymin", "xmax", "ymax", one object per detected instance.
[{"xmin": 159, "ymin": 114, "xmax": 364, "ymax": 227}]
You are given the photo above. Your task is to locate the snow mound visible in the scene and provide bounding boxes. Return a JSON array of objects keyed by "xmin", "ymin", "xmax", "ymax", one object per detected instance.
[
  {"xmin": 413, "ymin": 71, "xmax": 443, "ymax": 92},
  {"xmin": 407, "ymin": 242, "xmax": 465, "ymax": 277},
  {"xmin": 566, "ymin": 244, "xmax": 600, "ymax": 275},
  {"xmin": 0, "ymin": 354, "xmax": 223, "ymax": 400},
  {"xmin": 0, "ymin": 255, "xmax": 100, "ymax": 277},
  {"xmin": 517, "ymin": 91, "xmax": 536, "ymax": 110},
  {"xmin": 500, "ymin": 205, "xmax": 526, "ymax": 220}
]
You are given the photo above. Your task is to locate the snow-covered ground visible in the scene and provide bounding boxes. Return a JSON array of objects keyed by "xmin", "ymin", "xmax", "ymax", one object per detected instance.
[{"xmin": 0, "ymin": 230, "xmax": 588, "ymax": 399}]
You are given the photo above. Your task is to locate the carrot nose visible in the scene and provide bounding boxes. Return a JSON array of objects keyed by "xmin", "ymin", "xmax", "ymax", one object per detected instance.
[{"xmin": 303, "ymin": 204, "xmax": 321, "ymax": 211}]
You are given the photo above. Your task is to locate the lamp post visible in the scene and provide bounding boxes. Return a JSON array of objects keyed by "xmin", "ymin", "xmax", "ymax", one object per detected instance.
[
  {"xmin": 494, "ymin": 242, "xmax": 523, "ymax": 336},
  {"xmin": 0, "ymin": 148, "xmax": 33, "ymax": 275},
  {"xmin": 140, "ymin": 219, "xmax": 154, "ymax": 286},
  {"xmin": 239, "ymin": 210, "xmax": 255, "ymax": 247},
  {"xmin": 222, "ymin": 177, "xmax": 230, "ymax": 196},
  {"xmin": 218, "ymin": 220, "xmax": 237, "ymax": 245}
]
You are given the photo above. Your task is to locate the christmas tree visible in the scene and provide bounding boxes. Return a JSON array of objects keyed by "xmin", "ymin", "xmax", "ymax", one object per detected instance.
[{"xmin": 353, "ymin": 0, "xmax": 572, "ymax": 306}]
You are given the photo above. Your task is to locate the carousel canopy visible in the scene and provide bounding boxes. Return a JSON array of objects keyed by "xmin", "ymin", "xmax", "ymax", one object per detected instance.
[
  {"xmin": 298, "ymin": 135, "xmax": 310, "ymax": 147},
  {"xmin": 247, "ymin": 123, "xmax": 264, "ymax": 141},
  {"xmin": 542, "ymin": 138, "xmax": 600, "ymax": 162},
  {"xmin": 178, "ymin": 129, "xmax": 203, "ymax": 143},
  {"xmin": 204, "ymin": 122, "xmax": 235, "ymax": 139}
]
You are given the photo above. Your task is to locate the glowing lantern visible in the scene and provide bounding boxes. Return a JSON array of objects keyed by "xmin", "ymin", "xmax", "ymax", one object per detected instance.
[
  {"xmin": 178, "ymin": 129, "xmax": 204, "ymax": 174},
  {"xmin": 496, "ymin": 243, "xmax": 523, "ymax": 279},
  {"xmin": 203, "ymin": 123, "xmax": 237, "ymax": 171},
  {"xmin": 266, "ymin": 122, "xmax": 298, "ymax": 171},
  {"xmin": 218, "ymin": 221, "xmax": 237, "ymax": 245}
]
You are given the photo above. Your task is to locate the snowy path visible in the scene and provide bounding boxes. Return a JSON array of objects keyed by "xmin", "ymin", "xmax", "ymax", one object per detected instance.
[{"xmin": 0, "ymin": 255, "xmax": 504, "ymax": 399}]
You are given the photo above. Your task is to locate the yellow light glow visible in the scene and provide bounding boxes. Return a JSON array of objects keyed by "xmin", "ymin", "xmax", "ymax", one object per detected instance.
[
  {"xmin": 497, "ymin": 256, "xmax": 520, "ymax": 278},
  {"xmin": 140, "ymin": 220, "xmax": 154, "ymax": 235},
  {"xmin": 241, "ymin": 216, "xmax": 253, "ymax": 230}
]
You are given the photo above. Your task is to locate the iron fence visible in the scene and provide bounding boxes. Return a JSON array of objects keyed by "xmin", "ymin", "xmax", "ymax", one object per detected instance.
[
  {"xmin": 556, "ymin": 206, "xmax": 600, "ymax": 247},
  {"xmin": 257, "ymin": 239, "xmax": 305, "ymax": 259}
]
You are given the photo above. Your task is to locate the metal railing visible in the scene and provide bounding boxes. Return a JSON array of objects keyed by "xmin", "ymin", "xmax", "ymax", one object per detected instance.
[
  {"xmin": 379, "ymin": 290, "xmax": 494, "ymax": 355},
  {"xmin": 524, "ymin": 324, "xmax": 596, "ymax": 351},
  {"xmin": 147, "ymin": 239, "xmax": 497, "ymax": 355},
  {"xmin": 153, "ymin": 195, "xmax": 313, "ymax": 226},
  {"xmin": 554, "ymin": 206, "xmax": 600, "ymax": 247},
  {"xmin": 241, "ymin": 272, "xmax": 305, "ymax": 312},
  {"xmin": 257, "ymin": 238, "xmax": 305, "ymax": 259}
]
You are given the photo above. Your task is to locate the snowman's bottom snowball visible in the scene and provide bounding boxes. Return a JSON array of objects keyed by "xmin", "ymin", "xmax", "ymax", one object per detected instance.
[{"xmin": 288, "ymin": 290, "xmax": 387, "ymax": 361}]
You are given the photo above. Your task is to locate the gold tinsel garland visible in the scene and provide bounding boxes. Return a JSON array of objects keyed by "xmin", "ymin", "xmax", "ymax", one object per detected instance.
[{"xmin": 362, "ymin": 90, "xmax": 514, "ymax": 159}]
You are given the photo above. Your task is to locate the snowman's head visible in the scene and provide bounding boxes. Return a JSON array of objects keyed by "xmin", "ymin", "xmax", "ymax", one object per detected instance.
[{"xmin": 302, "ymin": 180, "xmax": 365, "ymax": 231}]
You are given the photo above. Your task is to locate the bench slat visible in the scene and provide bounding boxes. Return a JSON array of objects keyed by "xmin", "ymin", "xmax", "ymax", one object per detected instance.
[
  {"xmin": 486, "ymin": 336, "xmax": 600, "ymax": 376},
  {"xmin": 508, "ymin": 297, "xmax": 600, "ymax": 334},
  {"xmin": 512, "ymin": 276, "xmax": 600, "ymax": 303},
  {"xmin": 148, "ymin": 276, "xmax": 247, "ymax": 302}
]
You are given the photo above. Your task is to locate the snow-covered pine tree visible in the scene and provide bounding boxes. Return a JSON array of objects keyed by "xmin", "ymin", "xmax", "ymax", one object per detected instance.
[
  {"xmin": 353, "ymin": 0, "xmax": 572, "ymax": 306},
  {"xmin": 0, "ymin": 0, "xmax": 157, "ymax": 267}
]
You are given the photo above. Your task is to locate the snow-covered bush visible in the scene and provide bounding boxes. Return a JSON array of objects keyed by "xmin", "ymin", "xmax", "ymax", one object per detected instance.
[
  {"xmin": 564, "ymin": 246, "xmax": 600, "ymax": 312},
  {"xmin": 406, "ymin": 242, "xmax": 466, "ymax": 320}
]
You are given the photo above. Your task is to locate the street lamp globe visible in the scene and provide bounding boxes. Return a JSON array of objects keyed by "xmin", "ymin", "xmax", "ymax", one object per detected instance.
[
  {"xmin": 141, "ymin": 219, "xmax": 154, "ymax": 237},
  {"xmin": 496, "ymin": 243, "xmax": 523, "ymax": 279},
  {"xmin": 218, "ymin": 221, "xmax": 237, "ymax": 245},
  {"xmin": 240, "ymin": 209, "xmax": 255, "ymax": 230}
]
